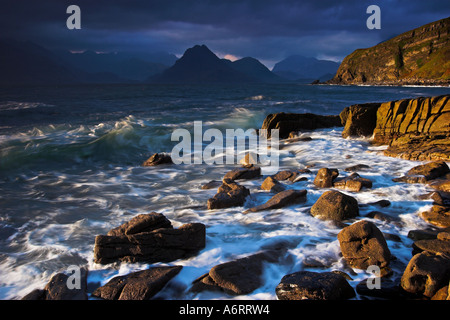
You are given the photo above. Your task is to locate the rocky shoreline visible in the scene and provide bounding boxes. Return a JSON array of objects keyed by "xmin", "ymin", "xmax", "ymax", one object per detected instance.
[{"xmin": 21, "ymin": 95, "xmax": 450, "ymax": 301}]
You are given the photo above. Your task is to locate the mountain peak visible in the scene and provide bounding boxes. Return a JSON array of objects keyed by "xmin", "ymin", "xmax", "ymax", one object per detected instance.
[{"xmin": 150, "ymin": 44, "xmax": 284, "ymax": 84}]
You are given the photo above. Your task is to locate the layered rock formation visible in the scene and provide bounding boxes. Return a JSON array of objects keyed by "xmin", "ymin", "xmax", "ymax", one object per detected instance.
[
  {"xmin": 328, "ymin": 17, "xmax": 450, "ymax": 86},
  {"xmin": 340, "ymin": 95, "xmax": 449, "ymax": 161},
  {"xmin": 93, "ymin": 213, "xmax": 206, "ymax": 264}
]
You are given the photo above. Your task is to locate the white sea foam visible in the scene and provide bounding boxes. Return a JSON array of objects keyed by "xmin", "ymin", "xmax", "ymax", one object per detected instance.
[{"xmin": 1, "ymin": 85, "xmax": 449, "ymax": 300}]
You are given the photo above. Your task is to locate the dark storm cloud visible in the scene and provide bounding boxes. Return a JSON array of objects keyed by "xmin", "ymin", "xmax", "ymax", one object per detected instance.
[{"xmin": 1, "ymin": 0, "xmax": 449, "ymax": 66}]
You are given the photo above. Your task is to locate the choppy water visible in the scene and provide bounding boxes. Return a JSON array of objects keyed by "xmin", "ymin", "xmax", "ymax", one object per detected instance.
[{"xmin": 0, "ymin": 83, "xmax": 449, "ymax": 300}]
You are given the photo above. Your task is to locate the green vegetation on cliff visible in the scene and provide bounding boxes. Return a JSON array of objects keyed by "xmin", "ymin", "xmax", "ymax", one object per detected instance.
[{"xmin": 329, "ymin": 17, "xmax": 450, "ymax": 86}]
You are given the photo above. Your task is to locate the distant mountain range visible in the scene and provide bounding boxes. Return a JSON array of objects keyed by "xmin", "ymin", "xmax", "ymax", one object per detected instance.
[
  {"xmin": 148, "ymin": 44, "xmax": 287, "ymax": 84},
  {"xmin": 272, "ymin": 55, "xmax": 340, "ymax": 82},
  {"xmin": 0, "ymin": 39, "xmax": 177, "ymax": 85},
  {"xmin": 0, "ymin": 39, "xmax": 338, "ymax": 85}
]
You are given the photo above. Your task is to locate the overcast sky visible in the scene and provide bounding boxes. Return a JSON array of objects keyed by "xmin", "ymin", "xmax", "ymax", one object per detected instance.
[{"xmin": 1, "ymin": 0, "xmax": 449, "ymax": 68}]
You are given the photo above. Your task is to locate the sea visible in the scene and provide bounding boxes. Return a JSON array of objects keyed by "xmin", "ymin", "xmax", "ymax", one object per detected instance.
[{"xmin": 0, "ymin": 83, "xmax": 449, "ymax": 300}]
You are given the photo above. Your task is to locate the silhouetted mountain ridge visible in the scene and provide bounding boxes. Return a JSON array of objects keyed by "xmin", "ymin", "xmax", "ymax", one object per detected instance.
[
  {"xmin": 272, "ymin": 55, "xmax": 340, "ymax": 82},
  {"xmin": 149, "ymin": 44, "xmax": 286, "ymax": 84}
]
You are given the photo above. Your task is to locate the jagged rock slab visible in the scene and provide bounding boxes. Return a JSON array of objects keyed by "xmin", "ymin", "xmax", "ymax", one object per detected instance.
[
  {"xmin": 223, "ymin": 165, "xmax": 261, "ymax": 181},
  {"xmin": 207, "ymin": 179, "xmax": 250, "ymax": 210},
  {"xmin": 275, "ymin": 271, "xmax": 355, "ymax": 300},
  {"xmin": 190, "ymin": 251, "xmax": 278, "ymax": 295},
  {"xmin": 94, "ymin": 212, "xmax": 205, "ymax": 264},
  {"xmin": 243, "ymin": 189, "xmax": 307, "ymax": 213},
  {"xmin": 91, "ymin": 266, "xmax": 182, "ymax": 300}
]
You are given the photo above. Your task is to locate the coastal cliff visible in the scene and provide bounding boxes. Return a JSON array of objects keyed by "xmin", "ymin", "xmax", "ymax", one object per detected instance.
[
  {"xmin": 328, "ymin": 17, "xmax": 450, "ymax": 86},
  {"xmin": 263, "ymin": 95, "xmax": 449, "ymax": 161},
  {"xmin": 340, "ymin": 95, "xmax": 449, "ymax": 161}
]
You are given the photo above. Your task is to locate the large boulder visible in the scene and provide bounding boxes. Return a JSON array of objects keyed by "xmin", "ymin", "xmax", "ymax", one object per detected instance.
[
  {"xmin": 91, "ymin": 266, "xmax": 182, "ymax": 300},
  {"xmin": 207, "ymin": 179, "xmax": 250, "ymax": 210},
  {"xmin": 313, "ymin": 168, "xmax": 339, "ymax": 188},
  {"xmin": 337, "ymin": 220, "xmax": 391, "ymax": 269},
  {"xmin": 22, "ymin": 268, "xmax": 88, "ymax": 300},
  {"xmin": 275, "ymin": 271, "xmax": 355, "ymax": 300},
  {"xmin": 93, "ymin": 212, "xmax": 205, "ymax": 264},
  {"xmin": 401, "ymin": 251, "xmax": 450, "ymax": 298},
  {"xmin": 310, "ymin": 190, "xmax": 359, "ymax": 221},
  {"xmin": 190, "ymin": 251, "xmax": 278, "ymax": 295},
  {"xmin": 244, "ymin": 189, "xmax": 307, "ymax": 213},
  {"xmin": 340, "ymin": 103, "xmax": 380, "ymax": 138},
  {"xmin": 261, "ymin": 112, "xmax": 342, "ymax": 139}
]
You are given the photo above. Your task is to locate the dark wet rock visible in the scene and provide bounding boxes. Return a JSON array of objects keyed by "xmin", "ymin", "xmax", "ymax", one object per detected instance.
[
  {"xmin": 302, "ymin": 256, "xmax": 335, "ymax": 269},
  {"xmin": 190, "ymin": 251, "xmax": 278, "ymax": 295},
  {"xmin": 382, "ymin": 232, "xmax": 402, "ymax": 242},
  {"xmin": 207, "ymin": 179, "xmax": 250, "ymax": 210},
  {"xmin": 94, "ymin": 213, "xmax": 205, "ymax": 264},
  {"xmin": 275, "ymin": 271, "xmax": 355, "ymax": 300},
  {"xmin": 310, "ymin": 190, "xmax": 359, "ymax": 221},
  {"xmin": 244, "ymin": 189, "xmax": 307, "ymax": 213},
  {"xmin": 412, "ymin": 239, "xmax": 450, "ymax": 255},
  {"xmin": 142, "ymin": 153, "xmax": 173, "ymax": 166},
  {"xmin": 407, "ymin": 229, "xmax": 441, "ymax": 241},
  {"xmin": 313, "ymin": 168, "xmax": 339, "ymax": 188},
  {"xmin": 333, "ymin": 172, "xmax": 373, "ymax": 192},
  {"xmin": 22, "ymin": 268, "xmax": 88, "ymax": 300},
  {"xmin": 401, "ymin": 251, "xmax": 450, "ymax": 298},
  {"xmin": 223, "ymin": 165, "xmax": 261, "ymax": 181},
  {"xmin": 367, "ymin": 200, "xmax": 391, "ymax": 208},
  {"xmin": 356, "ymin": 278, "xmax": 403, "ymax": 300},
  {"xmin": 201, "ymin": 180, "xmax": 222, "ymax": 190},
  {"xmin": 272, "ymin": 170, "xmax": 301, "ymax": 182},
  {"xmin": 285, "ymin": 134, "xmax": 313, "ymax": 143},
  {"xmin": 337, "ymin": 220, "xmax": 391, "ymax": 270},
  {"xmin": 420, "ymin": 205, "xmax": 450, "ymax": 228},
  {"xmin": 107, "ymin": 213, "xmax": 172, "ymax": 237},
  {"xmin": 91, "ymin": 266, "xmax": 182, "ymax": 300},
  {"xmin": 393, "ymin": 161, "xmax": 450, "ymax": 184},
  {"xmin": 344, "ymin": 164, "xmax": 371, "ymax": 172},
  {"xmin": 366, "ymin": 211, "xmax": 399, "ymax": 224},
  {"xmin": 21, "ymin": 289, "xmax": 46, "ymax": 300},
  {"xmin": 341, "ymin": 103, "xmax": 380, "ymax": 139},
  {"xmin": 261, "ymin": 112, "xmax": 342, "ymax": 139},
  {"xmin": 430, "ymin": 191, "xmax": 450, "ymax": 206}
]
